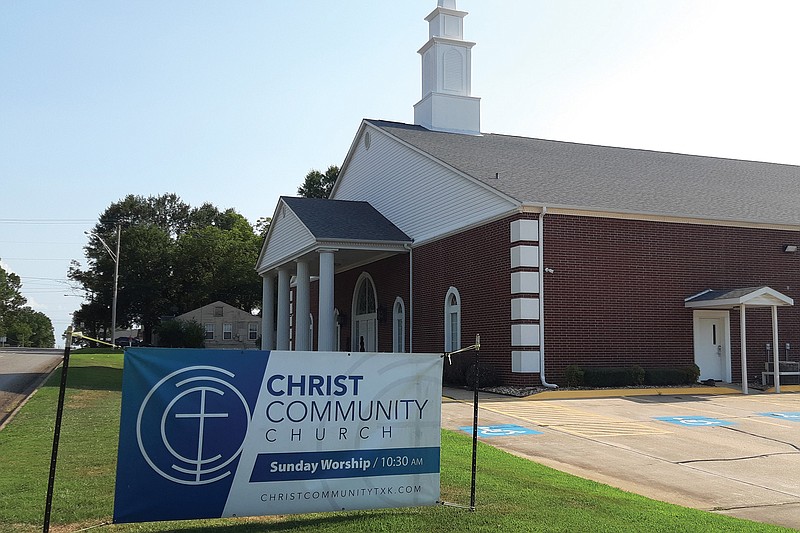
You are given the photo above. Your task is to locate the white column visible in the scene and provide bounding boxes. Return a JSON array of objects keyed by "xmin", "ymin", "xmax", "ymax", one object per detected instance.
[
  {"xmin": 318, "ymin": 250, "xmax": 336, "ymax": 351},
  {"xmin": 772, "ymin": 305, "xmax": 781, "ymax": 394},
  {"xmin": 261, "ymin": 273, "xmax": 275, "ymax": 350},
  {"xmin": 295, "ymin": 260, "xmax": 310, "ymax": 351},
  {"xmin": 740, "ymin": 304, "xmax": 748, "ymax": 395},
  {"xmin": 277, "ymin": 268, "xmax": 291, "ymax": 350}
]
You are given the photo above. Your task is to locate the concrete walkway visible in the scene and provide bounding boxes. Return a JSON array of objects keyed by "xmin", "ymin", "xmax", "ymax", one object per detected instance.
[{"xmin": 441, "ymin": 385, "xmax": 800, "ymax": 530}]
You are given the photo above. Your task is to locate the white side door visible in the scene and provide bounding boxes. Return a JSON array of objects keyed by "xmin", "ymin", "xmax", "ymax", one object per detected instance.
[{"xmin": 693, "ymin": 311, "xmax": 730, "ymax": 381}]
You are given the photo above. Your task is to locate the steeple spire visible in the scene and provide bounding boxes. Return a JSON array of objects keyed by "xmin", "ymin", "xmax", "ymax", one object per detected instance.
[{"xmin": 413, "ymin": 0, "xmax": 481, "ymax": 135}]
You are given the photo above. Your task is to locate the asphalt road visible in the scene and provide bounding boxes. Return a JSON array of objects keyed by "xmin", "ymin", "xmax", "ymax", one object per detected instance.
[
  {"xmin": 442, "ymin": 388, "xmax": 800, "ymax": 530},
  {"xmin": 0, "ymin": 347, "xmax": 62, "ymax": 427}
]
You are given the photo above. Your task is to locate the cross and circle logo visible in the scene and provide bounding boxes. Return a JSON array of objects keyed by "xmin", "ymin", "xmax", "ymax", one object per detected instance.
[{"xmin": 136, "ymin": 365, "xmax": 252, "ymax": 485}]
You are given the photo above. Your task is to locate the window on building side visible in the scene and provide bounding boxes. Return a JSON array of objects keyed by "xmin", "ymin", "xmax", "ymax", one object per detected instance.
[
  {"xmin": 444, "ymin": 287, "xmax": 461, "ymax": 352},
  {"xmin": 214, "ymin": 306, "xmax": 223, "ymax": 317},
  {"xmin": 204, "ymin": 323, "xmax": 214, "ymax": 340},
  {"xmin": 393, "ymin": 297, "xmax": 405, "ymax": 353},
  {"xmin": 248, "ymin": 323, "xmax": 258, "ymax": 340},
  {"xmin": 223, "ymin": 323, "xmax": 232, "ymax": 340}
]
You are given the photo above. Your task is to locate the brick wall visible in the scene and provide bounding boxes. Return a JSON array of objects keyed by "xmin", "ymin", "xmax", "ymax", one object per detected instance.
[
  {"xmin": 544, "ymin": 214, "xmax": 800, "ymax": 384},
  {"xmin": 308, "ymin": 213, "xmax": 800, "ymax": 387}
]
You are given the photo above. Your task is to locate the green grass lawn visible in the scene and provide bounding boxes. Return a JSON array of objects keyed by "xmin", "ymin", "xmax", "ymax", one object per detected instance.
[{"xmin": 0, "ymin": 352, "xmax": 793, "ymax": 533}]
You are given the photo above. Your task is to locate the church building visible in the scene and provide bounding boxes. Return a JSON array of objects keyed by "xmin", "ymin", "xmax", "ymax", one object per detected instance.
[{"xmin": 256, "ymin": 0, "xmax": 800, "ymax": 391}]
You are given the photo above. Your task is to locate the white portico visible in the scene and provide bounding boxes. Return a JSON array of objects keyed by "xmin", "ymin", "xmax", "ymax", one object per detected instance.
[
  {"xmin": 256, "ymin": 197, "xmax": 411, "ymax": 352},
  {"xmin": 685, "ymin": 287, "xmax": 794, "ymax": 394}
]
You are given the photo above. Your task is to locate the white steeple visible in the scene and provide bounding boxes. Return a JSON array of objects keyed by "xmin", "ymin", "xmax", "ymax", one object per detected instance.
[{"xmin": 413, "ymin": 0, "xmax": 481, "ymax": 135}]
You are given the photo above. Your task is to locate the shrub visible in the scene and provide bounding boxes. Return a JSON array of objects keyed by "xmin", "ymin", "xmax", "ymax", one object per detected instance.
[
  {"xmin": 684, "ymin": 363, "xmax": 700, "ymax": 385},
  {"xmin": 442, "ymin": 353, "xmax": 472, "ymax": 386},
  {"xmin": 155, "ymin": 319, "xmax": 205, "ymax": 348},
  {"xmin": 564, "ymin": 365, "xmax": 585, "ymax": 387},
  {"xmin": 644, "ymin": 365, "xmax": 701, "ymax": 386},
  {"xmin": 583, "ymin": 366, "xmax": 645, "ymax": 387},
  {"xmin": 465, "ymin": 363, "xmax": 501, "ymax": 389}
]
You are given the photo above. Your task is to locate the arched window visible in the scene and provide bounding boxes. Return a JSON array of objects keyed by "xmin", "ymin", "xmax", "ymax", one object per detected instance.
[
  {"xmin": 352, "ymin": 273, "xmax": 378, "ymax": 352},
  {"xmin": 393, "ymin": 297, "xmax": 405, "ymax": 353},
  {"xmin": 444, "ymin": 287, "xmax": 461, "ymax": 352}
]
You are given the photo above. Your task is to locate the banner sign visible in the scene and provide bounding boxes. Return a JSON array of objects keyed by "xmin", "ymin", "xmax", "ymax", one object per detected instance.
[{"xmin": 113, "ymin": 348, "xmax": 443, "ymax": 523}]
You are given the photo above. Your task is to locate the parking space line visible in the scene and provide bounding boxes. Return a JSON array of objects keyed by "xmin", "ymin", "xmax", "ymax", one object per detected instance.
[
  {"xmin": 479, "ymin": 401, "xmax": 671, "ymax": 438},
  {"xmin": 648, "ymin": 398, "xmax": 800, "ymax": 428}
]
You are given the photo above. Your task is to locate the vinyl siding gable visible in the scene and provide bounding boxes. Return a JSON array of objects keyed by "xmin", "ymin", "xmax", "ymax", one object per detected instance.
[
  {"xmin": 333, "ymin": 124, "xmax": 516, "ymax": 244},
  {"xmin": 257, "ymin": 201, "xmax": 315, "ymax": 272}
]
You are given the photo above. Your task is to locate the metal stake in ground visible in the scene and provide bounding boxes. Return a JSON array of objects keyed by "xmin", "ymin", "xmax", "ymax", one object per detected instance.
[
  {"xmin": 43, "ymin": 327, "xmax": 73, "ymax": 533},
  {"xmin": 441, "ymin": 335, "xmax": 481, "ymax": 511},
  {"xmin": 469, "ymin": 334, "xmax": 480, "ymax": 510}
]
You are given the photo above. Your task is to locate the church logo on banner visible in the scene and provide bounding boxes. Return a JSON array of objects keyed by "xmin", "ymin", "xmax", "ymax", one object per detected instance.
[{"xmin": 113, "ymin": 348, "xmax": 443, "ymax": 524}]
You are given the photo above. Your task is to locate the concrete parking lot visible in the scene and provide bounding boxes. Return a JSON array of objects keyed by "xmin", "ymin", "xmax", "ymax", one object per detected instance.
[{"xmin": 441, "ymin": 387, "xmax": 800, "ymax": 530}]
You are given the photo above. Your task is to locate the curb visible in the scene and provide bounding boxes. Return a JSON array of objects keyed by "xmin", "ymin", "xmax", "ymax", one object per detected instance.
[{"xmin": 523, "ymin": 386, "xmax": 742, "ymax": 400}]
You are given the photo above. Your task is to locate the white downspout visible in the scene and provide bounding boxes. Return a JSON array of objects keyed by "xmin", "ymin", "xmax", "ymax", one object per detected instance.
[
  {"xmin": 539, "ymin": 207, "xmax": 558, "ymax": 389},
  {"xmin": 405, "ymin": 242, "xmax": 414, "ymax": 353}
]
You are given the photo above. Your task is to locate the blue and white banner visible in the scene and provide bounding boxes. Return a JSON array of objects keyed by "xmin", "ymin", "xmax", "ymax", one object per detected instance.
[{"xmin": 113, "ymin": 348, "xmax": 443, "ymax": 523}]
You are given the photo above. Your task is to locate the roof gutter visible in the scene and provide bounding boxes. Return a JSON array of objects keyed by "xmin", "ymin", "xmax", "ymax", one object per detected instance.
[{"xmin": 539, "ymin": 207, "xmax": 558, "ymax": 389}]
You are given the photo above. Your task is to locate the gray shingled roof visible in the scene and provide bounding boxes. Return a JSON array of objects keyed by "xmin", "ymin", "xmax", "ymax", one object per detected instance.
[
  {"xmin": 684, "ymin": 286, "xmax": 793, "ymax": 308},
  {"xmin": 369, "ymin": 120, "xmax": 800, "ymax": 226},
  {"xmin": 282, "ymin": 197, "xmax": 411, "ymax": 242},
  {"xmin": 686, "ymin": 287, "xmax": 769, "ymax": 303}
]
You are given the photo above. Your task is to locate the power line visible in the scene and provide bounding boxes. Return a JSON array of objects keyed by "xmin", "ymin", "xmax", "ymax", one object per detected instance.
[
  {"xmin": 4, "ymin": 257, "xmax": 76, "ymax": 260},
  {"xmin": 0, "ymin": 219, "xmax": 95, "ymax": 225},
  {"xmin": 0, "ymin": 240, "xmax": 86, "ymax": 245}
]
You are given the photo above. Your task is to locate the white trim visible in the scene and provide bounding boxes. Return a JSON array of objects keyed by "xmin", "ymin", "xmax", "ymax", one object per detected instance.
[
  {"xmin": 405, "ymin": 208, "xmax": 518, "ymax": 247},
  {"xmin": 510, "ymin": 220, "xmax": 539, "ymax": 243},
  {"xmin": 512, "ymin": 351, "xmax": 540, "ymax": 373},
  {"xmin": 351, "ymin": 272, "xmax": 378, "ymax": 352},
  {"xmin": 511, "ymin": 272, "xmax": 539, "ymax": 294},
  {"xmin": 511, "ymin": 324, "xmax": 540, "ymax": 347},
  {"xmin": 393, "ymin": 297, "xmax": 406, "ymax": 353},
  {"xmin": 519, "ymin": 204, "xmax": 800, "ymax": 233},
  {"xmin": 511, "ymin": 245, "xmax": 539, "ymax": 268},
  {"xmin": 511, "ymin": 298, "xmax": 539, "ymax": 320},
  {"xmin": 685, "ymin": 287, "xmax": 794, "ymax": 309},
  {"xmin": 444, "ymin": 287, "xmax": 461, "ymax": 352},
  {"xmin": 354, "ymin": 120, "xmax": 522, "ymax": 206}
]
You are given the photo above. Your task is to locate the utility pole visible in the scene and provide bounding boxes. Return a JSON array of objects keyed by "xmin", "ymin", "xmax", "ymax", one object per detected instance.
[
  {"xmin": 86, "ymin": 224, "xmax": 121, "ymax": 346},
  {"xmin": 111, "ymin": 223, "xmax": 120, "ymax": 346}
]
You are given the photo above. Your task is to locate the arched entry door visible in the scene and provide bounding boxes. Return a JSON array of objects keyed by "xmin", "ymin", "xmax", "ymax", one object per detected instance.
[{"xmin": 352, "ymin": 273, "xmax": 378, "ymax": 352}]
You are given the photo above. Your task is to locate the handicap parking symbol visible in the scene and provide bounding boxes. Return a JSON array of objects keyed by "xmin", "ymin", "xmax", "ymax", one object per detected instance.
[
  {"xmin": 654, "ymin": 416, "xmax": 734, "ymax": 427},
  {"xmin": 460, "ymin": 424, "xmax": 542, "ymax": 437},
  {"xmin": 759, "ymin": 412, "xmax": 800, "ymax": 422}
]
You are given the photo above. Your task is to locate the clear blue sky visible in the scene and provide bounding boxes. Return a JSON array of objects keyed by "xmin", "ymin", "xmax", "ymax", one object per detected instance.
[{"xmin": 2, "ymin": 1, "xmax": 799, "ymax": 346}]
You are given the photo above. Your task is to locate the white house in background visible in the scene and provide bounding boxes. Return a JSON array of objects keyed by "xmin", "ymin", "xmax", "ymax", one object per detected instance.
[{"xmin": 175, "ymin": 300, "xmax": 261, "ymax": 350}]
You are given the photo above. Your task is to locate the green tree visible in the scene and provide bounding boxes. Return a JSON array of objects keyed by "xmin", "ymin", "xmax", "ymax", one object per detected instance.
[
  {"xmin": 172, "ymin": 211, "xmax": 263, "ymax": 314},
  {"xmin": 155, "ymin": 319, "xmax": 205, "ymax": 348},
  {"xmin": 0, "ymin": 263, "xmax": 25, "ymax": 319},
  {"xmin": 297, "ymin": 165, "xmax": 339, "ymax": 198},
  {"xmin": 5, "ymin": 307, "xmax": 54, "ymax": 348},
  {"xmin": 0, "ymin": 262, "xmax": 55, "ymax": 347},
  {"xmin": 69, "ymin": 195, "xmax": 263, "ymax": 343}
]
